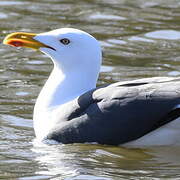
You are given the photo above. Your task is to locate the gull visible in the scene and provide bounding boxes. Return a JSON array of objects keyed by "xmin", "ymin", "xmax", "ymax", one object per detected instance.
[{"xmin": 3, "ymin": 28, "xmax": 180, "ymax": 146}]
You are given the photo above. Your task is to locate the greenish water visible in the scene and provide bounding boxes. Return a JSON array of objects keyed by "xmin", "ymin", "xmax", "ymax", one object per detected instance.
[{"xmin": 0, "ymin": 0, "xmax": 180, "ymax": 179}]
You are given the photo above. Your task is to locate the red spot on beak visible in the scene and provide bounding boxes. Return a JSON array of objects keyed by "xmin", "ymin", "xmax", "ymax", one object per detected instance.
[{"xmin": 8, "ymin": 40, "xmax": 23, "ymax": 47}]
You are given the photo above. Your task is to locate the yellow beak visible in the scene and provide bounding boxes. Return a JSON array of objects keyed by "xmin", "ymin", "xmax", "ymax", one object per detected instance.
[{"xmin": 3, "ymin": 32, "xmax": 52, "ymax": 50}]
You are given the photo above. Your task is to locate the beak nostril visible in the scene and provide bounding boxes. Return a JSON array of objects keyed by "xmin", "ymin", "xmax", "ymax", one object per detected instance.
[{"xmin": 21, "ymin": 35, "xmax": 27, "ymax": 39}]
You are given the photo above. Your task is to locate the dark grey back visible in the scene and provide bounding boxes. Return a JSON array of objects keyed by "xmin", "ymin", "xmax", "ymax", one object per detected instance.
[{"xmin": 47, "ymin": 77, "xmax": 180, "ymax": 145}]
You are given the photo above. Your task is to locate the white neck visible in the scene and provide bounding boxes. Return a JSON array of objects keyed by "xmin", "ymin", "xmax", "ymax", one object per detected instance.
[
  {"xmin": 33, "ymin": 63, "xmax": 99, "ymax": 139},
  {"xmin": 34, "ymin": 64, "xmax": 97, "ymax": 111}
]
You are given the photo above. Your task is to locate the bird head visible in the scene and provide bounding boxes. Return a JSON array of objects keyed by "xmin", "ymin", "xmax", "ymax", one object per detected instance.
[{"xmin": 3, "ymin": 28, "xmax": 102, "ymax": 74}]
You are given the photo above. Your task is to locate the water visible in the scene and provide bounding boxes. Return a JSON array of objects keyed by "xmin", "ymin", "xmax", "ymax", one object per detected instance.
[{"xmin": 0, "ymin": 0, "xmax": 180, "ymax": 179}]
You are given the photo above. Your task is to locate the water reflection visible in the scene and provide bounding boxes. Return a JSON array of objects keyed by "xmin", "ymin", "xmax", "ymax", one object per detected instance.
[
  {"xmin": 31, "ymin": 142, "xmax": 150, "ymax": 179},
  {"xmin": 0, "ymin": 0, "xmax": 180, "ymax": 179},
  {"xmin": 0, "ymin": 1, "xmax": 24, "ymax": 6},
  {"xmin": 31, "ymin": 142, "xmax": 180, "ymax": 179},
  {"xmin": 145, "ymin": 30, "xmax": 180, "ymax": 40}
]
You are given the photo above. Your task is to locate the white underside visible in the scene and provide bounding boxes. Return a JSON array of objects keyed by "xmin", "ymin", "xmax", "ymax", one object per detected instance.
[{"xmin": 123, "ymin": 117, "xmax": 180, "ymax": 147}]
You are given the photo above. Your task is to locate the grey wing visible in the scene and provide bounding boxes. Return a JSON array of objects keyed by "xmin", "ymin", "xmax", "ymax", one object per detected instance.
[{"xmin": 47, "ymin": 77, "xmax": 180, "ymax": 145}]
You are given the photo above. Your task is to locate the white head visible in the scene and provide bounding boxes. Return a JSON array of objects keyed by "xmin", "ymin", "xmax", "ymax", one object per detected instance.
[
  {"xmin": 35, "ymin": 28, "xmax": 102, "ymax": 74},
  {"xmin": 3, "ymin": 28, "xmax": 102, "ymax": 83}
]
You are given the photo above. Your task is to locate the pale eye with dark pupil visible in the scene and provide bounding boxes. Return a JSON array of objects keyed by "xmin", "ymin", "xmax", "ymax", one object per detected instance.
[{"xmin": 60, "ymin": 38, "xmax": 70, "ymax": 45}]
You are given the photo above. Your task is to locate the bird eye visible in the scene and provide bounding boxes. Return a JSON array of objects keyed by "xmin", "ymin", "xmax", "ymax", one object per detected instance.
[{"xmin": 60, "ymin": 38, "xmax": 70, "ymax": 45}]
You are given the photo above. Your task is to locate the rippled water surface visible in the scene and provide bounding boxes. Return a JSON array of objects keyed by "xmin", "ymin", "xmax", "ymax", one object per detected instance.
[{"xmin": 0, "ymin": 0, "xmax": 180, "ymax": 179}]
